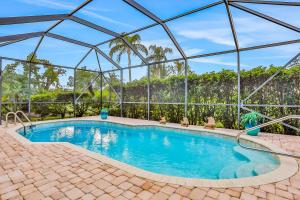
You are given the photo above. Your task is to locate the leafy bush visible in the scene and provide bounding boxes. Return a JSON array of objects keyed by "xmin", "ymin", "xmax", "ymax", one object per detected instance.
[{"xmin": 241, "ymin": 112, "xmax": 262, "ymax": 127}]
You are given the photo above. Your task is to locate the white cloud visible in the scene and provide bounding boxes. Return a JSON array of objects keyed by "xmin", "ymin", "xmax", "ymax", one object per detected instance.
[
  {"xmin": 141, "ymin": 39, "xmax": 179, "ymax": 58},
  {"xmin": 170, "ymin": 9, "xmax": 299, "ymax": 48},
  {"xmin": 17, "ymin": 0, "xmax": 75, "ymax": 10},
  {"xmin": 79, "ymin": 10, "xmax": 135, "ymax": 29},
  {"xmin": 192, "ymin": 58, "xmax": 236, "ymax": 66},
  {"xmin": 183, "ymin": 48, "xmax": 203, "ymax": 55},
  {"xmin": 192, "ymin": 57, "xmax": 248, "ymax": 68},
  {"xmin": 241, "ymin": 4, "xmax": 300, "ymax": 27},
  {"xmin": 17, "ymin": 0, "xmax": 134, "ymax": 28},
  {"xmin": 169, "ymin": 15, "xmax": 235, "ymax": 47},
  {"xmin": 45, "ymin": 49, "xmax": 87, "ymax": 55},
  {"xmin": 178, "ymin": 28, "xmax": 235, "ymax": 47},
  {"xmin": 141, "ymin": 39, "xmax": 204, "ymax": 57},
  {"xmin": 141, "ymin": 39, "xmax": 174, "ymax": 49},
  {"xmin": 232, "ymin": 16, "xmax": 300, "ymax": 47}
]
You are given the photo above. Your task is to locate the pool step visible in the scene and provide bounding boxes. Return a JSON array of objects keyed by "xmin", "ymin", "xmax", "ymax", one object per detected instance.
[
  {"xmin": 218, "ymin": 166, "xmax": 236, "ymax": 179},
  {"xmin": 218, "ymin": 162, "xmax": 275, "ymax": 179},
  {"xmin": 254, "ymin": 164, "xmax": 276, "ymax": 175},
  {"xmin": 218, "ymin": 163, "xmax": 242, "ymax": 179},
  {"xmin": 233, "ymin": 146, "xmax": 270, "ymax": 163},
  {"xmin": 235, "ymin": 163, "xmax": 256, "ymax": 178},
  {"xmin": 233, "ymin": 146, "xmax": 257, "ymax": 161}
]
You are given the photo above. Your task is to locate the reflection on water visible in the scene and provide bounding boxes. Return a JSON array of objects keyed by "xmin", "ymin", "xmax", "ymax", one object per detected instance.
[
  {"xmin": 20, "ymin": 121, "xmax": 279, "ymax": 179},
  {"xmin": 51, "ymin": 126, "xmax": 75, "ymax": 140},
  {"xmin": 163, "ymin": 136, "xmax": 170, "ymax": 146}
]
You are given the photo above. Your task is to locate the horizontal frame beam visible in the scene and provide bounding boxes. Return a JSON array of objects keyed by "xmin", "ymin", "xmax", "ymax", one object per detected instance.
[
  {"xmin": 164, "ymin": 1, "xmax": 223, "ymax": 23},
  {"xmin": 0, "ymin": 14, "xmax": 69, "ymax": 25},
  {"xmin": 244, "ymin": 104, "xmax": 300, "ymax": 108},
  {"xmin": 239, "ymin": 39, "xmax": 300, "ymax": 51},
  {"xmin": 45, "ymin": 33, "xmax": 93, "ymax": 48},
  {"xmin": 3, "ymin": 101, "xmax": 299, "ymax": 108},
  {"xmin": 0, "ymin": 38, "xmax": 31, "ymax": 47},
  {"xmin": 69, "ymin": 16, "xmax": 119, "ymax": 37},
  {"xmin": 229, "ymin": 0, "xmax": 300, "ymax": 6},
  {"xmin": 0, "ymin": 32, "xmax": 44, "ymax": 42}
]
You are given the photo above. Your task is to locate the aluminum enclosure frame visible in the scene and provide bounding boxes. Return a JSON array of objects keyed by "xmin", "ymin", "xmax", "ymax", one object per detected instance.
[{"xmin": 0, "ymin": 0, "xmax": 299, "ymax": 130}]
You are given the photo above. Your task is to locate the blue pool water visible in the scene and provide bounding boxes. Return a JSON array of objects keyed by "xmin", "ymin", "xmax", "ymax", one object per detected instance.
[{"xmin": 18, "ymin": 120, "xmax": 279, "ymax": 179}]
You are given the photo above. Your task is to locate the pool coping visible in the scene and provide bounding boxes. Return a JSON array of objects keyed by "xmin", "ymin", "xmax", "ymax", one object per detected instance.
[{"xmin": 4, "ymin": 117, "xmax": 298, "ymax": 188}]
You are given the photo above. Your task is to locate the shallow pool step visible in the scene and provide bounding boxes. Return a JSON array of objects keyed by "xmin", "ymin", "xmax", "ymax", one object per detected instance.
[
  {"xmin": 233, "ymin": 146, "xmax": 268, "ymax": 163},
  {"xmin": 254, "ymin": 164, "xmax": 276, "ymax": 175},
  {"xmin": 218, "ymin": 164, "xmax": 241, "ymax": 179},
  {"xmin": 235, "ymin": 163, "xmax": 256, "ymax": 178}
]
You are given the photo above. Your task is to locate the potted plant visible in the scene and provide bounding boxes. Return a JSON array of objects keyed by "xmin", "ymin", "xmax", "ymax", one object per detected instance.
[
  {"xmin": 100, "ymin": 108, "xmax": 109, "ymax": 120},
  {"xmin": 241, "ymin": 112, "xmax": 262, "ymax": 136}
]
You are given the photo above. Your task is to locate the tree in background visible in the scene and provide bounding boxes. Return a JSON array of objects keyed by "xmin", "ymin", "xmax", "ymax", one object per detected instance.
[
  {"xmin": 170, "ymin": 61, "xmax": 185, "ymax": 75},
  {"xmin": 147, "ymin": 45, "xmax": 172, "ymax": 78},
  {"xmin": 109, "ymin": 34, "xmax": 148, "ymax": 82},
  {"xmin": 2, "ymin": 53, "xmax": 67, "ymax": 102},
  {"xmin": 68, "ymin": 67, "xmax": 100, "ymax": 96},
  {"xmin": 169, "ymin": 61, "xmax": 192, "ymax": 76},
  {"xmin": 2, "ymin": 62, "xmax": 29, "ymax": 104}
]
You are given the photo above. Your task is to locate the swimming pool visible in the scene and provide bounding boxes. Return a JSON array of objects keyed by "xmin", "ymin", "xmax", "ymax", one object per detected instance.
[{"xmin": 18, "ymin": 120, "xmax": 279, "ymax": 180}]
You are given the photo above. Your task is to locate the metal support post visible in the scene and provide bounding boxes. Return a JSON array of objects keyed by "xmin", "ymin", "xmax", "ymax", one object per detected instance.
[
  {"xmin": 237, "ymin": 52, "xmax": 241, "ymax": 129},
  {"xmin": 147, "ymin": 65, "xmax": 150, "ymax": 120},
  {"xmin": 28, "ymin": 63, "xmax": 32, "ymax": 114},
  {"xmin": 120, "ymin": 69, "xmax": 123, "ymax": 117},
  {"xmin": 73, "ymin": 69, "xmax": 77, "ymax": 117},
  {"xmin": 100, "ymin": 72, "xmax": 103, "ymax": 110},
  {"xmin": 184, "ymin": 59, "xmax": 188, "ymax": 117}
]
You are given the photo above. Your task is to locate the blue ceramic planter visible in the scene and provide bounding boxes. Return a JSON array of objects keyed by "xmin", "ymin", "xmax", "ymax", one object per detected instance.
[
  {"xmin": 100, "ymin": 109, "xmax": 108, "ymax": 120},
  {"xmin": 245, "ymin": 123, "xmax": 260, "ymax": 136}
]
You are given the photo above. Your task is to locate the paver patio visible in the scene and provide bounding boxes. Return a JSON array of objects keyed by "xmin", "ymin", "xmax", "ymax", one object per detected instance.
[{"xmin": 0, "ymin": 117, "xmax": 300, "ymax": 200}]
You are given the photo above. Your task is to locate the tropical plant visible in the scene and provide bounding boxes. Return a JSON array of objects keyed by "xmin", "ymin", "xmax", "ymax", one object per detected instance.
[
  {"xmin": 109, "ymin": 34, "xmax": 148, "ymax": 82},
  {"xmin": 170, "ymin": 61, "xmax": 185, "ymax": 75},
  {"xmin": 241, "ymin": 112, "xmax": 262, "ymax": 127},
  {"xmin": 101, "ymin": 108, "xmax": 108, "ymax": 113},
  {"xmin": 147, "ymin": 45, "xmax": 172, "ymax": 78}
]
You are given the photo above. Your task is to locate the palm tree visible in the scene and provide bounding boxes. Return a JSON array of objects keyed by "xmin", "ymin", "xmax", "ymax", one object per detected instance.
[
  {"xmin": 147, "ymin": 45, "xmax": 172, "ymax": 78},
  {"xmin": 171, "ymin": 61, "xmax": 185, "ymax": 75},
  {"xmin": 170, "ymin": 61, "xmax": 192, "ymax": 75},
  {"xmin": 109, "ymin": 34, "xmax": 148, "ymax": 82}
]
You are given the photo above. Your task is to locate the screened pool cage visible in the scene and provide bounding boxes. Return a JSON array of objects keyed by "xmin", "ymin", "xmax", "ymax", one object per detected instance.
[{"xmin": 0, "ymin": 0, "xmax": 299, "ymax": 133}]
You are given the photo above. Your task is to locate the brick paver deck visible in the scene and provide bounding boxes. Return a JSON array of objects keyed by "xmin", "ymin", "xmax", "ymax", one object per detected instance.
[{"xmin": 0, "ymin": 119, "xmax": 300, "ymax": 200}]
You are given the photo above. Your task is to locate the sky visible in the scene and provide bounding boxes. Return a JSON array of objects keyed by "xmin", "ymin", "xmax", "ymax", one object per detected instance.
[{"xmin": 0, "ymin": 0, "xmax": 299, "ymax": 82}]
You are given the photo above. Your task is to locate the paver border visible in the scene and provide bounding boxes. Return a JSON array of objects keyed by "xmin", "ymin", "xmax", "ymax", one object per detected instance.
[{"xmin": 4, "ymin": 117, "xmax": 298, "ymax": 188}]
